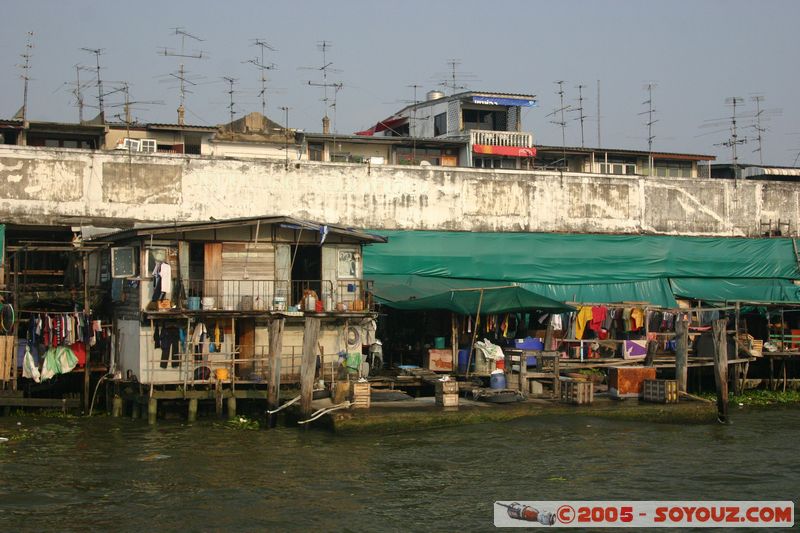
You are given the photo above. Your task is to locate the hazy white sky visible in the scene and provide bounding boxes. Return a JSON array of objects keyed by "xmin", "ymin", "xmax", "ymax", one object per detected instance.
[{"xmin": 3, "ymin": 0, "xmax": 799, "ymax": 164}]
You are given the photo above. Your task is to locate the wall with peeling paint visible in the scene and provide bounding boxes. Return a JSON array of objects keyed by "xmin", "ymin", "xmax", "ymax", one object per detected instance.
[{"xmin": 0, "ymin": 145, "xmax": 797, "ymax": 236}]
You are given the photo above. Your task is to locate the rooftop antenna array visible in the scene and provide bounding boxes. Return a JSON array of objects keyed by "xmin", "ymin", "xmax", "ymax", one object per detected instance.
[
  {"xmin": 106, "ymin": 81, "xmax": 163, "ymax": 125},
  {"xmin": 546, "ymin": 81, "xmax": 571, "ymax": 168},
  {"xmin": 80, "ymin": 47, "xmax": 106, "ymax": 119},
  {"xmin": 746, "ymin": 94, "xmax": 782, "ymax": 166},
  {"xmin": 435, "ymin": 59, "xmax": 476, "ymax": 96},
  {"xmin": 17, "ymin": 31, "xmax": 34, "ymax": 122},
  {"xmin": 569, "ymin": 83, "xmax": 587, "ymax": 148},
  {"xmin": 70, "ymin": 64, "xmax": 94, "ymax": 123},
  {"xmin": 245, "ymin": 39, "xmax": 277, "ymax": 118},
  {"xmin": 301, "ymin": 40, "xmax": 343, "ymax": 128},
  {"xmin": 639, "ymin": 82, "xmax": 658, "ymax": 175},
  {"xmin": 159, "ymin": 27, "xmax": 205, "ymax": 125},
  {"xmin": 222, "ymin": 76, "xmax": 238, "ymax": 124},
  {"xmin": 751, "ymin": 95, "xmax": 766, "ymax": 165},
  {"xmin": 714, "ymin": 96, "xmax": 747, "ymax": 170}
]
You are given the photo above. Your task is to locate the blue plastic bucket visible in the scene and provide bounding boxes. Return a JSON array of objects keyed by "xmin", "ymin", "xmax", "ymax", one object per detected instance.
[
  {"xmin": 490, "ymin": 372, "xmax": 506, "ymax": 390},
  {"xmin": 457, "ymin": 349, "xmax": 470, "ymax": 373},
  {"xmin": 187, "ymin": 297, "xmax": 201, "ymax": 310}
]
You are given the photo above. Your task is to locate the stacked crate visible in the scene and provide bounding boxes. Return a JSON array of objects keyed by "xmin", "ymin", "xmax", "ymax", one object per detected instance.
[
  {"xmin": 642, "ymin": 379, "xmax": 678, "ymax": 404},
  {"xmin": 560, "ymin": 379, "xmax": 594, "ymax": 405},
  {"xmin": 350, "ymin": 381, "xmax": 371, "ymax": 409},
  {"xmin": 435, "ymin": 380, "xmax": 459, "ymax": 407}
]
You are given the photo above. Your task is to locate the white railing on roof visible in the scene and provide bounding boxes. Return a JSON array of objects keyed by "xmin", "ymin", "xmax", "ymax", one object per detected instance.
[{"xmin": 470, "ymin": 130, "xmax": 533, "ymax": 148}]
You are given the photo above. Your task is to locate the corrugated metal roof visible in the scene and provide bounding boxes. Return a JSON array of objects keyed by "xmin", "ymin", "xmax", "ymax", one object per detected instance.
[
  {"xmin": 89, "ymin": 215, "xmax": 387, "ymax": 244},
  {"xmin": 534, "ymin": 144, "xmax": 715, "ymax": 161}
]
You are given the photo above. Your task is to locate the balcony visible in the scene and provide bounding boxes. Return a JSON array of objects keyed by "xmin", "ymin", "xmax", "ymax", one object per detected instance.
[
  {"xmin": 153, "ymin": 278, "xmax": 375, "ymax": 313},
  {"xmin": 470, "ymin": 130, "xmax": 533, "ymax": 148}
]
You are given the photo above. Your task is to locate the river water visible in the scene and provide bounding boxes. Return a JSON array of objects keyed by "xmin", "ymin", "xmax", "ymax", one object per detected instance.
[{"xmin": 1, "ymin": 408, "xmax": 798, "ymax": 532}]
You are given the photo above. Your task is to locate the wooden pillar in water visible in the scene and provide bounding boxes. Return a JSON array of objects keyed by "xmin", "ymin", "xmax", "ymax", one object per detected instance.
[
  {"xmin": 147, "ymin": 397, "xmax": 158, "ymax": 425},
  {"xmin": 187, "ymin": 398, "xmax": 198, "ymax": 422},
  {"xmin": 712, "ymin": 318, "xmax": 729, "ymax": 423},
  {"xmin": 300, "ymin": 317, "xmax": 321, "ymax": 418},
  {"xmin": 111, "ymin": 395, "xmax": 123, "ymax": 417},
  {"xmin": 227, "ymin": 396, "xmax": 237, "ymax": 419},
  {"xmin": 131, "ymin": 400, "xmax": 141, "ymax": 420},
  {"xmin": 267, "ymin": 318, "xmax": 285, "ymax": 428},
  {"xmin": 675, "ymin": 316, "xmax": 689, "ymax": 393}
]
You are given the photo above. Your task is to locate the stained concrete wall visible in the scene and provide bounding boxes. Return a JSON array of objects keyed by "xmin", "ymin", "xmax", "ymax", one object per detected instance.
[{"xmin": 1, "ymin": 145, "xmax": 798, "ymax": 237}]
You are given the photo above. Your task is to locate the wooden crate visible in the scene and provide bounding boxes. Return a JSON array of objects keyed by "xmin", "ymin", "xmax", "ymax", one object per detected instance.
[
  {"xmin": 560, "ymin": 379, "xmax": 593, "ymax": 405},
  {"xmin": 435, "ymin": 380, "xmax": 459, "ymax": 395},
  {"xmin": 350, "ymin": 382, "xmax": 371, "ymax": 409},
  {"xmin": 436, "ymin": 393, "xmax": 459, "ymax": 407},
  {"xmin": 538, "ymin": 353, "xmax": 558, "ymax": 373},
  {"xmin": 608, "ymin": 366, "xmax": 657, "ymax": 399},
  {"xmin": 642, "ymin": 379, "xmax": 678, "ymax": 404}
]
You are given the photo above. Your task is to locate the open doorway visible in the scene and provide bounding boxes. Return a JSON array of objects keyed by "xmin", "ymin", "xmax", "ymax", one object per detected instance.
[{"xmin": 291, "ymin": 245, "xmax": 321, "ymax": 305}]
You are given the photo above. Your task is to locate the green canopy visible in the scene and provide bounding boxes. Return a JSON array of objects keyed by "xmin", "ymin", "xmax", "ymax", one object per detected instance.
[
  {"xmin": 383, "ymin": 285, "xmax": 574, "ymax": 314},
  {"xmin": 670, "ymin": 278, "xmax": 800, "ymax": 304},
  {"xmin": 365, "ymin": 231, "xmax": 800, "ymax": 283}
]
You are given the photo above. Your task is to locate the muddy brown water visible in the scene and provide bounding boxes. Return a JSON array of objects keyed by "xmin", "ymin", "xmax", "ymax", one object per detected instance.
[{"xmin": 1, "ymin": 408, "xmax": 798, "ymax": 531}]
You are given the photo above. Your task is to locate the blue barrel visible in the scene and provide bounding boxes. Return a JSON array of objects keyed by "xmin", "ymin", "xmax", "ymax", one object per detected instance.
[
  {"xmin": 457, "ymin": 349, "xmax": 470, "ymax": 373},
  {"xmin": 187, "ymin": 296, "xmax": 201, "ymax": 310},
  {"xmin": 490, "ymin": 372, "xmax": 507, "ymax": 389}
]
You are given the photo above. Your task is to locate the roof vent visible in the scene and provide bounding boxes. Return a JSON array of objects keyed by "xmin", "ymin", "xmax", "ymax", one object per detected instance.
[{"xmin": 426, "ymin": 90, "xmax": 445, "ymax": 101}]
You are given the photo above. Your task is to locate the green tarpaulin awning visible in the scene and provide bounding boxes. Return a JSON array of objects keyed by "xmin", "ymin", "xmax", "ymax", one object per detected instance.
[
  {"xmin": 365, "ymin": 231, "xmax": 800, "ymax": 283},
  {"xmin": 670, "ymin": 278, "xmax": 800, "ymax": 304},
  {"xmin": 383, "ymin": 285, "xmax": 574, "ymax": 314}
]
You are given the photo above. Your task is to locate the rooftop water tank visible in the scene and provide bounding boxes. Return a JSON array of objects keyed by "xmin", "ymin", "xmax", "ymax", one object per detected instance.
[{"xmin": 426, "ymin": 90, "xmax": 445, "ymax": 101}]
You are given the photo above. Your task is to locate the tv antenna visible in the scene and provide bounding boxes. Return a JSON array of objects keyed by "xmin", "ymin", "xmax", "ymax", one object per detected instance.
[
  {"xmin": 301, "ymin": 40, "xmax": 342, "ymax": 124},
  {"xmin": 569, "ymin": 83, "xmax": 587, "ymax": 148},
  {"xmin": 106, "ymin": 82, "xmax": 163, "ymax": 125},
  {"xmin": 278, "ymin": 106, "xmax": 291, "ymax": 169},
  {"xmin": 70, "ymin": 64, "xmax": 94, "ymax": 123},
  {"xmin": 17, "ymin": 31, "xmax": 34, "ymax": 122},
  {"xmin": 222, "ymin": 76, "xmax": 238, "ymax": 124},
  {"xmin": 158, "ymin": 27, "xmax": 205, "ymax": 125},
  {"xmin": 639, "ymin": 82, "xmax": 658, "ymax": 175},
  {"xmin": 245, "ymin": 38, "xmax": 277, "ymax": 117},
  {"xmin": 434, "ymin": 59, "xmax": 476, "ymax": 95},
  {"xmin": 81, "ymin": 47, "xmax": 106, "ymax": 119},
  {"xmin": 546, "ymin": 81, "xmax": 571, "ymax": 167},
  {"xmin": 747, "ymin": 94, "xmax": 781, "ymax": 165},
  {"xmin": 713, "ymin": 96, "xmax": 747, "ymax": 168}
]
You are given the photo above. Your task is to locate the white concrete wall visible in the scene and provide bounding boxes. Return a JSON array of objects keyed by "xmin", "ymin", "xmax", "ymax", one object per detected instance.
[{"xmin": 0, "ymin": 145, "xmax": 798, "ymax": 237}]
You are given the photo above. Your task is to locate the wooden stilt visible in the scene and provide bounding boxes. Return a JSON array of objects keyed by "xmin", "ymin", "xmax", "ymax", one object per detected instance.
[
  {"xmin": 518, "ymin": 352, "xmax": 527, "ymax": 397},
  {"xmin": 112, "ymin": 395, "xmax": 123, "ymax": 417},
  {"xmin": 215, "ymin": 380, "xmax": 223, "ymax": 417},
  {"xmin": 82, "ymin": 253, "xmax": 90, "ymax": 414},
  {"xmin": 504, "ymin": 351, "xmax": 513, "ymax": 394},
  {"xmin": 769, "ymin": 357, "xmax": 775, "ymax": 391},
  {"xmin": 131, "ymin": 401, "xmax": 141, "ymax": 420},
  {"xmin": 740, "ymin": 361, "xmax": 750, "ymax": 392},
  {"xmin": 267, "ymin": 318, "xmax": 284, "ymax": 428},
  {"xmin": 188, "ymin": 398, "xmax": 198, "ymax": 422},
  {"xmin": 147, "ymin": 397, "xmax": 158, "ymax": 425},
  {"xmin": 675, "ymin": 316, "xmax": 688, "ymax": 393},
  {"xmin": 644, "ymin": 340, "xmax": 656, "ymax": 367},
  {"xmin": 300, "ymin": 317, "xmax": 321, "ymax": 418},
  {"xmin": 712, "ymin": 319, "xmax": 729, "ymax": 423},
  {"xmin": 782, "ymin": 360, "xmax": 787, "ymax": 393},
  {"xmin": 227, "ymin": 396, "xmax": 237, "ymax": 419}
]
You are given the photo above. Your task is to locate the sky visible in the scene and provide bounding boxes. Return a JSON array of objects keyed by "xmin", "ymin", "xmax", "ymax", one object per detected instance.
[{"xmin": 2, "ymin": 0, "xmax": 800, "ymax": 165}]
